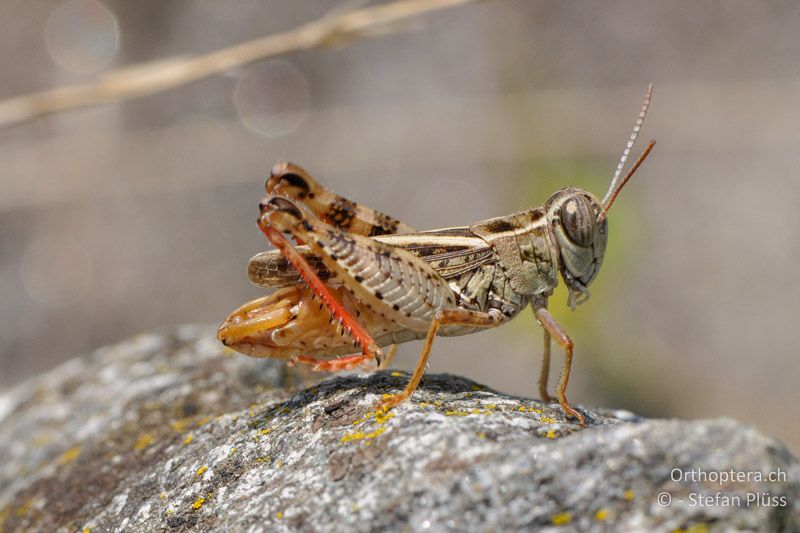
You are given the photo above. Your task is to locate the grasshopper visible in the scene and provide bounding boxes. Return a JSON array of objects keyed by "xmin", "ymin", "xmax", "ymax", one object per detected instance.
[{"xmin": 218, "ymin": 85, "xmax": 655, "ymax": 426}]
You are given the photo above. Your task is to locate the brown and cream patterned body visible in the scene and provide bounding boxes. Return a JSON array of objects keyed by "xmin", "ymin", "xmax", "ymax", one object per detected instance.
[{"xmin": 218, "ymin": 85, "xmax": 655, "ymax": 426}]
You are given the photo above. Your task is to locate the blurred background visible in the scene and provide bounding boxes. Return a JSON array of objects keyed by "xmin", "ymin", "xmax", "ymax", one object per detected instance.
[{"xmin": 1, "ymin": 0, "xmax": 798, "ymax": 451}]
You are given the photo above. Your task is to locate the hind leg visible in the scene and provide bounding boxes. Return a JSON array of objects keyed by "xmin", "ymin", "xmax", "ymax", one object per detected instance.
[
  {"xmin": 378, "ymin": 309, "xmax": 500, "ymax": 410},
  {"xmin": 258, "ymin": 201, "xmax": 386, "ymax": 369},
  {"xmin": 266, "ymin": 162, "xmax": 416, "ymax": 236}
]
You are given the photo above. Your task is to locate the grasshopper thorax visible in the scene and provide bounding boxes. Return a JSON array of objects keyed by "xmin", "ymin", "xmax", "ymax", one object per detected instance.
[{"xmin": 545, "ymin": 188, "xmax": 608, "ymax": 306}]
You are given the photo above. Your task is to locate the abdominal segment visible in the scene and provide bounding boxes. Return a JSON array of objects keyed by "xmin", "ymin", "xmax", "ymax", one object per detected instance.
[{"xmin": 218, "ymin": 284, "xmax": 409, "ymax": 358}]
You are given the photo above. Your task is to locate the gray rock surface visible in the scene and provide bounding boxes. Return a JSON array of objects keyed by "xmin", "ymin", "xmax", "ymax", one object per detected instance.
[{"xmin": 1, "ymin": 326, "xmax": 797, "ymax": 532}]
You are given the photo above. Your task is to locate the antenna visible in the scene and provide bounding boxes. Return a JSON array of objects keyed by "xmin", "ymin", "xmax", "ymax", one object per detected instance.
[
  {"xmin": 599, "ymin": 83, "xmax": 654, "ymax": 218},
  {"xmin": 598, "ymin": 139, "xmax": 656, "ymax": 223}
]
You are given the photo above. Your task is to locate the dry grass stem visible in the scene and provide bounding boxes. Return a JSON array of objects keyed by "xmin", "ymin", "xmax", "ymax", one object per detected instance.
[{"xmin": 0, "ymin": 0, "xmax": 484, "ymax": 129}]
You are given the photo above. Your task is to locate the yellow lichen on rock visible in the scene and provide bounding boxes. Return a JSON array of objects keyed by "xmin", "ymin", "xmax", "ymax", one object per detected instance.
[
  {"xmin": 551, "ymin": 512, "xmax": 572, "ymax": 525},
  {"xmin": 594, "ymin": 508, "xmax": 609, "ymax": 521},
  {"xmin": 57, "ymin": 445, "xmax": 81, "ymax": 465},
  {"xmin": 133, "ymin": 433, "xmax": 153, "ymax": 450},
  {"xmin": 341, "ymin": 426, "xmax": 386, "ymax": 443}
]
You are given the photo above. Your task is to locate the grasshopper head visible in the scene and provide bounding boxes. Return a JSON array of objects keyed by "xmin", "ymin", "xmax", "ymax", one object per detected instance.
[
  {"xmin": 545, "ymin": 84, "xmax": 656, "ymax": 309},
  {"xmin": 546, "ymin": 188, "xmax": 607, "ymax": 307}
]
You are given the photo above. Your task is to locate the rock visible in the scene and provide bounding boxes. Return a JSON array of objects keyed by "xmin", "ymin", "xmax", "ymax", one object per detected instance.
[{"xmin": 1, "ymin": 326, "xmax": 797, "ymax": 532}]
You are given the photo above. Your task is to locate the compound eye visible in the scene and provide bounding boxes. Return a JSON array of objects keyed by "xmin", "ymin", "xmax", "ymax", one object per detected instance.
[{"xmin": 561, "ymin": 197, "xmax": 594, "ymax": 247}]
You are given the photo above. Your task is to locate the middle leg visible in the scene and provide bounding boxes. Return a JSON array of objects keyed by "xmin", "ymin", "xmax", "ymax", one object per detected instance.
[
  {"xmin": 378, "ymin": 309, "xmax": 500, "ymax": 410},
  {"xmin": 539, "ymin": 328, "xmax": 555, "ymax": 403}
]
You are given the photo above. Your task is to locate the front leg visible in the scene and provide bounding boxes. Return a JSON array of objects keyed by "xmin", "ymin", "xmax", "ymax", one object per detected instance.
[{"xmin": 532, "ymin": 301, "xmax": 586, "ymax": 426}]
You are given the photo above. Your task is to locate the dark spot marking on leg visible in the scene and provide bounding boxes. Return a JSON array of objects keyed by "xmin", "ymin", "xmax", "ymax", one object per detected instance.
[{"xmin": 326, "ymin": 197, "xmax": 358, "ymax": 229}]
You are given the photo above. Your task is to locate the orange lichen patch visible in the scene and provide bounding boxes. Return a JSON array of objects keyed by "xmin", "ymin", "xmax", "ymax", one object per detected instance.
[
  {"xmin": 276, "ymin": 512, "xmax": 284, "ymax": 519},
  {"xmin": 539, "ymin": 416, "xmax": 557, "ymax": 424},
  {"xmin": 57, "ymin": 445, "xmax": 81, "ymax": 465},
  {"xmin": 390, "ymin": 371, "xmax": 404, "ymax": 377},
  {"xmin": 545, "ymin": 429, "xmax": 557, "ymax": 439},
  {"xmin": 260, "ymin": 428, "xmax": 272, "ymax": 436},
  {"xmin": 183, "ymin": 434, "xmax": 193, "ymax": 445},
  {"xmin": 81, "ymin": 528, "xmax": 92, "ymax": 533},
  {"xmin": 623, "ymin": 489, "xmax": 635, "ymax": 501},
  {"xmin": 196, "ymin": 465, "xmax": 208, "ymax": 477},
  {"xmin": 191, "ymin": 496, "xmax": 206, "ymax": 510},
  {"xmin": 594, "ymin": 508, "xmax": 609, "ymax": 521},
  {"xmin": 444, "ymin": 410, "xmax": 469, "ymax": 417},
  {"xmin": 133, "ymin": 433, "xmax": 154, "ymax": 450},
  {"xmin": 551, "ymin": 512, "xmax": 572, "ymax": 526}
]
